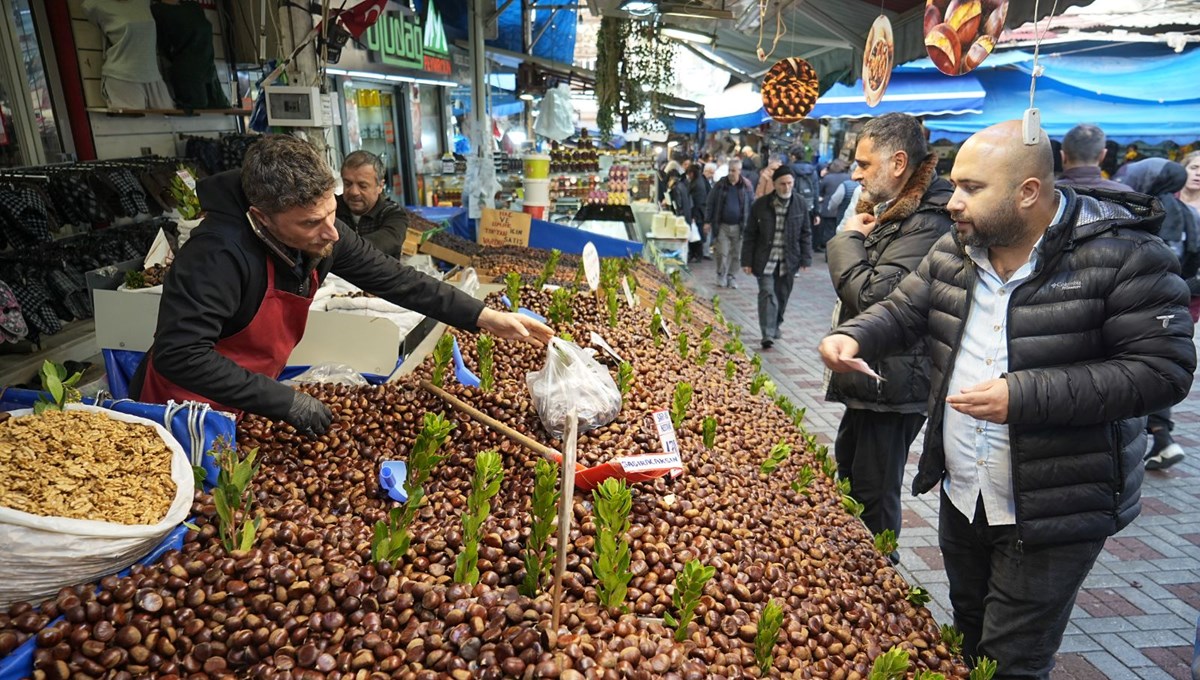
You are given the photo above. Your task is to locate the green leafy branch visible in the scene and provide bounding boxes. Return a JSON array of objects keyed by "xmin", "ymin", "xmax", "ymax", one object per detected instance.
[
  {"xmin": 874, "ymin": 529, "xmax": 898, "ymax": 556},
  {"xmin": 664, "ymin": 560, "xmax": 715, "ymax": 642},
  {"xmin": 906, "ymin": 586, "xmax": 932, "ymax": 607},
  {"xmin": 671, "ymin": 382, "xmax": 692, "ymax": 430},
  {"xmin": 970, "ymin": 658, "xmax": 998, "ymax": 680},
  {"xmin": 702, "ymin": 416, "xmax": 716, "ymax": 449},
  {"xmin": 755, "ymin": 599, "xmax": 784, "ymax": 675},
  {"xmin": 372, "ymin": 413, "xmax": 455, "ymax": 564},
  {"xmin": 791, "ymin": 466, "xmax": 815, "ymax": 496},
  {"xmin": 868, "ymin": 647, "xmax": 910, "ymax": 680},
  {"xmin": 476, "ymin": 335, "xmax": 495, "ymax": 392},
  {"xmin": 760, "ymin": 439, "xmax": 792, "ymax": 475},
  {"xmin": 504, "ymin": 272, "xmax": 522, "ymax": 311},
  {"xmin": 548, "ymin": 288, "xmax": 574, "ymax": 325},
  {"xmin": 724, "ymin": 359, "xmax": 737, "ymax": 380},
  {"xmin": 617, "ymin": 361, "xmax": 633, "ymax": 404},
  {"xmin": 940, "ymin": 624, "xmax": 964, "ymax": 656},
  {"xmin": 677, "ymin": 330, "xmax": 689, "ymax": 360},
  {"xmin": 431, "ymin": 334, "xmax": 454, "ymax": 388},
  {"xmin": 211, "ymin": 438, "xmax": 262, "ymax": 553},
  {"xmin": 534, "ymin": 249, "xmax": 562, "ymax": 289},
  {"xmin": 593, "ymin": 479, "xmax": 633, "ymax": 610},
  {"xmin": 520, "ymin": 458, "xmax": 560, "ymax": 597},
  {"xmin": 34, "ymin": 361, "xmax": 83, "ymax": 414},
  {"xmin": 454, "ymin": 450, "xmax": 504, "ymax": 585}
]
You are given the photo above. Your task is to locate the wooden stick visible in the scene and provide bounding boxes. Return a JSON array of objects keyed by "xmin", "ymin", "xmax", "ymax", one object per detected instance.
[
  {"xmin": 550, "ymin": 411, "xmax": 579, "ymax": 635},
  {"xmin": 419, "ymin": 379, "xmax": 560, "ymax": 461}
]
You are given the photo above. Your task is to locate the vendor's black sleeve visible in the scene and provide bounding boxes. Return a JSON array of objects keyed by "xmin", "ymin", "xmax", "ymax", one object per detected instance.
[
  {"xmin": 150, "ymin": 234, "xmax": 299, "ymax": 419},
  {"xmin": 329, "ymin": 225, "xmax": 485, "ymax": 330}
]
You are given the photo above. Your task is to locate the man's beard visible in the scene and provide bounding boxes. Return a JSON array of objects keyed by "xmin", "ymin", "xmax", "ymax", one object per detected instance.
[
  {"xmin": 305, "ymin": 242, "xmax": 335, "ymax": 258},
  {"xmin": 956, "ymin": 203, "xmax": 1024, "ymax": 249},
  {"xmin": 776, "ymin": 189, "xmax": 793, "ymax": 200}
]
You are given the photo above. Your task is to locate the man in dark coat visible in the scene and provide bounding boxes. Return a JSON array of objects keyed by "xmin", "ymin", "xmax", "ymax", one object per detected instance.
[
  {"xmin": 705, "ymin": 159, "xmax": 755, "ymax": 288},
  {"xmin": 335, "ymin": 150, "xmax": 413, "ymax": 258},
  {"xmin": 132, "ymin": 136, "xmax": 552, "ymax": 434},
  {"xmin": 1055, "ymin": 124, "xmax": 1130, "ymax": 192},
  {"xmin": 820, "ymin": 120, "xmax": 1195, "ymax": 678},
  {"xmin": 824, "ymin": 112, "xmax": 953, "ymax": 544},
  {"xmin": 815, "ymin": 158, "xmax": 852, "ymax": 252},
  {"xmin": 741, "ymin": 165, "xmax": 812, "ymax": 348}
]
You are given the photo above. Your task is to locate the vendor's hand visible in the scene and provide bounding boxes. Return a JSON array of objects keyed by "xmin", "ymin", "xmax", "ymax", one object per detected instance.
[
  {"xmin": 946, "ymin": 378, "xmax": 1009, "ymax": 424},
  {"xmin": 478, "ymin": 307, "xmax": 554, "ymax": 346},
  {"xmin": 286, "ymin": 391, "xmax": 333, "ymax": 436},
  {"xmin": 818, "ymin": 334, "xmax": 862, "ymax": 373},
  {"xmin": 845, "ymin": 213, "xmax": 877, "ymax": 237}
]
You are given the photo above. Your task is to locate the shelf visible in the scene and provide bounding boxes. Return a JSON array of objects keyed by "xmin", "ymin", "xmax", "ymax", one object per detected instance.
[{"xmin": 87, "ymin": 108, "xmax": 251, "ymax": 117}]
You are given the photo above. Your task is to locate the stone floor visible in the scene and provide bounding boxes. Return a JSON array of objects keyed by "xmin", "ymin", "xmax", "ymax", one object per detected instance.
[{"xmin": 682, "ymin": 255, "xmax": 1199, "ymax": 680}]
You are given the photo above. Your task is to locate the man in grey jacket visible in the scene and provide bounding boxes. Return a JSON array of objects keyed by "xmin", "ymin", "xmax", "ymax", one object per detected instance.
[
  {"xmin": 820, "ymin": 120, "xmax": 1195, "ymax": 678},
  {"xmin": 824, "ymin": 113, "xmax": 953, "ymax": 544},
  {"xmin": 705, "ymin": 159, "xmax": 755, "ymax": 288}
]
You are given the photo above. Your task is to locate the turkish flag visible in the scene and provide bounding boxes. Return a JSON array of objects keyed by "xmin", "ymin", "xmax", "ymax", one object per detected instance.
[{"xmin": 335, "ymin": 0, "xmax": 389, "ymax": 39}]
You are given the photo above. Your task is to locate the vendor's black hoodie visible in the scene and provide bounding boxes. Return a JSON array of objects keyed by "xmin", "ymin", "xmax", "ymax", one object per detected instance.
[{"xmin": 131, "ymin": 170, "xmax": 484, "ymax": 419}]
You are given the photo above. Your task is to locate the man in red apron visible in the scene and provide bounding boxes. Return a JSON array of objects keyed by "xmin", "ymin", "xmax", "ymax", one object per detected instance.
[{"xmin": 131, "ymin": 135, "xmax": 552, "ymax": 434}]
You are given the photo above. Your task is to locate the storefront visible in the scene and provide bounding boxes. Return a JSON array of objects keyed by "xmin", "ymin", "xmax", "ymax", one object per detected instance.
[
  {"xmin": 326, "ymin": 0, "xmax": 469, "ymax": 208},
  {"xmin": 0, "ymin": 0, "xmax": 72, "ymax": 167}
]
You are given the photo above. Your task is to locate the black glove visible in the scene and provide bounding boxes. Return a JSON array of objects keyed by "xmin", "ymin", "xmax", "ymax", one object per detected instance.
[{"xmin": 285, "ymin": 391, "xmax": 333, "ymax": 436}]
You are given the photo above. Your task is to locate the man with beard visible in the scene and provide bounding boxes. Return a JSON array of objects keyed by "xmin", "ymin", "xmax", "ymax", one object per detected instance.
[
  {"xmin": 133, "ymin": 135, "xmax": 552, "ymax": 434},
  {"xmin": 335, "ymin": 150, "xmax": 413, "ymax": 259},
  {"xmin": 819, "ymin": 120, "xmax": 1195, "ymax": 678},
  {"xmin": 824, "ymin": 112, "xmax": 953, "ymax": 546},
  {"xmin": 741, "ymin": 165, "xmax": 812, "ymax": 348}
]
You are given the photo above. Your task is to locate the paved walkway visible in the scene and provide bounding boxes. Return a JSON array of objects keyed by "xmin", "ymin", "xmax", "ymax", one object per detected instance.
[{"xmin": 683, "ymin": 255, "xmax": 1199, "ymax": 680}]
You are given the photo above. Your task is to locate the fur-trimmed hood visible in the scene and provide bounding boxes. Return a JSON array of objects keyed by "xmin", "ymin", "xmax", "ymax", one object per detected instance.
[{"xmin": 854, "ymin": 154, "xmax": 947, "ymax": 225}]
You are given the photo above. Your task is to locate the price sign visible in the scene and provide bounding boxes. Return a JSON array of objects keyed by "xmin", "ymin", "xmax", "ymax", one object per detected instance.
[
  {"xmin": 621, "ymin": 276, "xmax": 636, "ymax": 308},
  {"xmin": 589, "ymin": 331, "xmax": 624, "ymax": 363},
  {"xmin": 176, "ymin": 169, "xmax": 197, "ymax": 191},
  {"xmin": 582, "ymin": 242, "xmax": 600, "ymax": 291},
  {"xmin": 650, "ymin": 409, "xmax": 679, "ymax": 456},
  {"xmin": 479, "ymin": 208, "xmax": 531, "ymax": 247}
]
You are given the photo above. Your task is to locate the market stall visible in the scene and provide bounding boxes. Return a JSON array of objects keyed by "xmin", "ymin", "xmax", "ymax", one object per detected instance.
[{"xmin": 0, "ymin": 236, "xmax": 970, "ymax": 679}]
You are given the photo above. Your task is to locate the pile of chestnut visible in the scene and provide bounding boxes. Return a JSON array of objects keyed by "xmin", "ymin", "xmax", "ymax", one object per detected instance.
[{"xmin": 9, "ymin": 246, "xmax": 966, "ymax": 679}]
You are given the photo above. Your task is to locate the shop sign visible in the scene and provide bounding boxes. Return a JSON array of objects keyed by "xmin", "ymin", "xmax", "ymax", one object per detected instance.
[
  {"xmin": 365, "ymin": 2, "xmax": 451, "ymax": 76},
  {"xmin": 479, "ymin": 208, "xmax": 531, "ymax": 247}
]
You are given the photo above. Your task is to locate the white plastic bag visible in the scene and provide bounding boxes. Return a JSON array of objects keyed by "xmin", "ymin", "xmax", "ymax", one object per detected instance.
[
  {"xmin": 0, "ymin": 404, "xmax": 194, "ymax": 607},
  {"xmin": 284, "ymin": 363, "xmax": 369, "ymax": 387},
  {"xmin": 534, "ymin": 84, "xmax": 575, "ymax": 142},
  {"xmin": 526, "ymin": 338, "xmax": 621, "ymax": 438}
]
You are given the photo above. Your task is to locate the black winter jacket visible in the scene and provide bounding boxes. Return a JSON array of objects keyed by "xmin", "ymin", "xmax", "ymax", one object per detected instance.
[
  {"xmin": 689, "ymin": 176, "xmax": 711, "ymax": 228},
  {"xmin": 668, "ymin": 178, "xmax": 693, "ymax": 224},
  {"xmin": 334, "ymin": 193, "xmax": 412, "ymax": 258},
  {"xmin": 825, "ymin": 156, "xmax": 953, "ymax": 413},
  {"xmin": 834, "ymin": 188, "xmax": 1196, "ymax": 546},
  {"xmin": 741, "ymin": 193, "xmax": 812, "ymax": 275},
  {"xmin": 132, "ymin": 170, "xmax": 484, "ymax": 419},
  {"xmin": 704, "ymin": 175, "xmax": 754, "ymax": 233}
]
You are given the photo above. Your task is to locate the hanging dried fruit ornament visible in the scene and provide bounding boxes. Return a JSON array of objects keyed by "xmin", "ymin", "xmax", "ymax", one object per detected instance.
[
  {"xmin": 863, "ymin": 14, "xmax": 895, "ymax": 107},
  {"xmin": 924, "ymin": 0, "xmax": 1009, "ymax": 75},
  {"xmin": 761, "ymin": 57, "xmax": 819, "ymax": 124}
]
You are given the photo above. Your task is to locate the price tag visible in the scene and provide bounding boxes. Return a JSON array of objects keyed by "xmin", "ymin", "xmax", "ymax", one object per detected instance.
[
  {"xmin": 582, "ymin": 242, "xmax": 600, "ymax": 291},
  {"xmin": 621, "ymin": 276, "xmax": 636, "ymax": 308},
  {"xmin": 650, "ymin": 409, "xmax": 679, "ymax": 456},
  {"xmin": 589, "ymin": 331, "xmax": 624, "ymax": 363},
  {"xmin": 176, "ymin": 169, "xmax": 197, "ymax": 191},
  {"xmin": 613, "ymin": 451, "xmax": 683, "ymax": 475},
  {"xmin": 654, "ymin": 307, "xmax": 672, "ymax": 341}
]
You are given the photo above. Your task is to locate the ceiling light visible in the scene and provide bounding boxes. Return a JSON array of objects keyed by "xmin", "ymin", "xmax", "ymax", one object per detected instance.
[
  {"xmin": 620, "ymin": 0, "xmax": 657, "ymax": 17},
  {"xmin": 730, "ymin": 128, "xmax": 740, "ymax": 134},
  {"xmin": 519, "ymin": 92, "xmax": 535, "ymax": 101},
  {"xmin": 660, "ymin": 26, "xmax": 714, "ymax": 44}
]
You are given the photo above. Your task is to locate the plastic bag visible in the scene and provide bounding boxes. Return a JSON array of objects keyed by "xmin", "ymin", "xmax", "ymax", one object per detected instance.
[
  {"xmin": 526, "ymin": 338, "xmax": 621, "ymax": 438},
  {"xmin": 283, "ymin": 363, "xmax": 369, "ymax": 387},
  {"xmin": 534, "ymin": 84, "xmax": 575, "ymax": 142},
  {"xmin": 0, "ymin": 404, "xmax": 194, "ymax": 607}
]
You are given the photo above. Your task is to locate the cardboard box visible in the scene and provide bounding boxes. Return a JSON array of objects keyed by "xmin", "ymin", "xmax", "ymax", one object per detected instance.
[{"xmin": 401, "ymin": 229, "xmax": 424, "ymax": 256}]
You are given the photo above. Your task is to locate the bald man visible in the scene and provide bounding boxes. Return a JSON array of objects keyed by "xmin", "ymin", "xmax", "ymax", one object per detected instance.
[{"xmin": 820, "ymin": 120, "xmax": 1195, "ymax": 678}]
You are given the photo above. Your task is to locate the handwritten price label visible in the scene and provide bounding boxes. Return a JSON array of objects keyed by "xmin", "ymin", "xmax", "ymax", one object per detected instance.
[{"xmin": 479, "ymin": 208, "xmax": 531, "ymax": 247}]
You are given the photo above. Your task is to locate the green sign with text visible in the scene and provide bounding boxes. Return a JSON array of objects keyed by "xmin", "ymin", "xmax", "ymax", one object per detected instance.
[{"xmin": 365, "ymin": 2, "xmax": 451, "ymax": 76}]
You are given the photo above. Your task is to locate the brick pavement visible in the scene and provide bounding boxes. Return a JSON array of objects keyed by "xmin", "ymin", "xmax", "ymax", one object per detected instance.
[{"xmin": 682, "ymin": 255, "xmax": 1199, "ymax": 679}]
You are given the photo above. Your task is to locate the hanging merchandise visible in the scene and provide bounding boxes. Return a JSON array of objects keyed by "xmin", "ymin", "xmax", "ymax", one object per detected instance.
[
  {"xmin": 924, "ymin": 0, "xmax": 1009, "ymax": 76},
  {"xmin": 534, "ymin": 83, "xmax": 575, "ymax": 142},
  {"xmin": 81, "ymin": 0, "xmax": 173, "ymax": 109},
  {"xmin": 863, "ymin": 15, "xmax": 895, "ymax": 107},
  {"xmin": 151, "ymin": 1, "xmax": 231, "ymax": 109},
  {"xmin": 761, "ymin": 57, "xmax": 820, "ymax": 124}
]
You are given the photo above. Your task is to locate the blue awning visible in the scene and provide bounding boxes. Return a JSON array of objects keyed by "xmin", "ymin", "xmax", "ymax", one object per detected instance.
[
  {"xmin": 672, "ymin": 108, "xmax": 770, "ymax": 135},
  {"xmin": 807, "ymin": 71, "xmax": 986, "ymax": 120},
  {"xmin": 923, "ymin": 68, "xmax": 1200, "ymax": 144}
]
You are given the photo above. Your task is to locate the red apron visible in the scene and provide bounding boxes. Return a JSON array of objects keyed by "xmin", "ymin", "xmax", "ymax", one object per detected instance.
[{"xmin": 140, "ymin": 257, "xmax": 317, "ymax": 414}]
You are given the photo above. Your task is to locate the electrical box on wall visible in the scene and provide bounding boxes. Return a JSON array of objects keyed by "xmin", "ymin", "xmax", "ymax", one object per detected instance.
[{"xmin": 264, "ymin": 86, "xmax": 333, "ymax": 127}]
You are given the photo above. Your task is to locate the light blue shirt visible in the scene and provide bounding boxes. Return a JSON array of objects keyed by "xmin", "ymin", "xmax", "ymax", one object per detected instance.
[{"xmin": 942, "ymin": 192, "xmax": 1066, "ymax": 525}]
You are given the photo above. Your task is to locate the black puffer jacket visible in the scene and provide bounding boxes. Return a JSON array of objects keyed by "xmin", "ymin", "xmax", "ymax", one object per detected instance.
[
  {"xmin": 835, "ymin": 187, "xmax": 1196, "ymax": 546},
  {"xmin": 741, "ymin": 192, "xmax": 812, "ymax": 275},
  {"xmin": 825, "ymin": 155, "xmax": 953, "ymax": 413}
]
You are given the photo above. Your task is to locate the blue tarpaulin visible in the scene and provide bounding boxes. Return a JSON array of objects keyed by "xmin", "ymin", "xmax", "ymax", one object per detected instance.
[
  {"xmin": 674, "ymin": 108, "xmax": 768, "ymax": 134},
  {"xmin": 918, "ymin": 46, "xmax": 1200, "ymax": 144},
  {"xmin": 808, "ymin": 71, "xmax": 986, "ymax": 120},
  {"xmin": 442, "ymin": 207, "xmax": 643, "ymax": 259}
]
